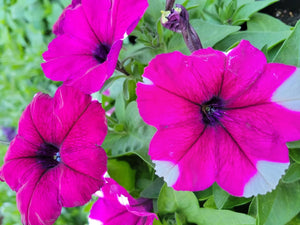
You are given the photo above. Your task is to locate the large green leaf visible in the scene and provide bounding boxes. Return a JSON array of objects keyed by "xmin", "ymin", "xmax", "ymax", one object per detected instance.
[
  {"xmin": 282, "ymin": 163, "xmax": 300, "ymax": 183},
  {"xmin": 102, "ymin": 101, "xmax": 156, "ymax": 166},
  {"xmin": 247, "ymin": 13, "xmax": 291, "ymax": 32},
  {"xmin": 190, "ymin": 19, "xmax": 240, "ymax": 48},
  {"xmin": 256, "ymin": 181, "xmax": 300, "ymax": 225},
  {"xmin": 273, "ymin": 20, "xmax": 300, "ymax": 66},
  {"xmin": 158, "ymin": 184, "xmax": 255, "ymax": 225},
  {"xmin": 231, "ymin": 0, "xmax": 278, "ymax": 25},
  {"xmin": 107, "ymin": 159, "xmax": 136, "ymax": 192},
  {"xmin": 213, "ymin": 184, "xmax": 252, "ymax": 209},
  {"xmin": 214, "ymin": 30, "xmax": 290, "ymax": 51}
]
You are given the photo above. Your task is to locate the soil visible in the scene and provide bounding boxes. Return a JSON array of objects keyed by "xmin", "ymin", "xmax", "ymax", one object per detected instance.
[{"xmin": 261, "ymin": 0, "xmax": 300, "ymax": 26}]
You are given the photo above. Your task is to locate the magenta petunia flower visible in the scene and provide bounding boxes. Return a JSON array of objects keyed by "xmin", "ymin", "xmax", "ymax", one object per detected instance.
[
  {"xmin": 42, "ymin": 0, "xmax": 148, "ymax": 94},
  {"xmin": 0, "ymin": 86, "xmax": 107, "ymax": 225},
  {"xmin": 89, "ymin": 178, "xmax": 157, "ymax": 225},
  {"xmin": 136, "ymin": 40, "xmax": 300, "ymax": 197}
]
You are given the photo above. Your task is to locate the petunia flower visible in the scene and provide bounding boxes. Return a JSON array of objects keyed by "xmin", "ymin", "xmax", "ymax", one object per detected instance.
[
  {"xmin": 89, "ymin": 178, "xmax": 157, "ymax": 225},
  {"xmin": 42, "ymin": 0, "xmax": 148, "ymax": 94},
  {"xmin": 0, "ymin": 86, "xmax": 107, "ymax": 225},
  {"xmin": 136, "ymin": 40, "xmax": 300, "ymax": 197}
]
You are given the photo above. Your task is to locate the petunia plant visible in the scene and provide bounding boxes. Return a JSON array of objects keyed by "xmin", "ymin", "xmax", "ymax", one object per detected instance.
[{"xmin": 1, "ymin": 0, "xmax": 300, "ymax": 224}]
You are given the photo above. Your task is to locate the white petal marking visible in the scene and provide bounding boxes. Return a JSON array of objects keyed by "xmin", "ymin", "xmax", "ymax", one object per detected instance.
[
  {"xmin": 272, "ymin": 68, "xmax": 300, "ymax": 111},
  {"xmin": 88, "ymin": 218, "xmax": 103, "ymax": 225},
  {"xmin": 117, "ymin": 194, "xmax": 129, "ymax": 206},
  {"xmin": 153, "ymin": 160, "xmax": 179, "ymax": 187},
  {"xmin": 243, "ymin": 160, "xmax": 289, "ymax": 197},
  {"xmin": 142, "ymin": 77, "xmax": 154, "ymax": 85}
]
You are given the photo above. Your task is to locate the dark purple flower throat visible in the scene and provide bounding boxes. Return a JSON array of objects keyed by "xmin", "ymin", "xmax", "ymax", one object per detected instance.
[
  {"xmin": 37, "ymin": 143, "xmax": 61, "ymax": 169},
  {"xmin": 201, "ymin": 96, "xmax": 224, "ymax": 126},
  {"xmin": 93, "ymin": 43, "xmax": 111, "ymax": 64}
]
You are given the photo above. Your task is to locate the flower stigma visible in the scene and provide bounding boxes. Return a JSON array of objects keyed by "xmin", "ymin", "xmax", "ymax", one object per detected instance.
[
  {"xmin": 201, "ymin": 96, "xmax": 224, "ymax": 126},
  {"xmin": 93, "ymin": 43, "xmax": 111, "ymax": 64},
  {"xmin": 36, "ymin": 143, "xmax": 61, "ymax": 169}
]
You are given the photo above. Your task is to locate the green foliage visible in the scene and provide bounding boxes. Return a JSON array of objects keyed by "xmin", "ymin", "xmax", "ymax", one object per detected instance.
[
  {"xmin": 255, "ymin": 181, "xmax": 300, "ymax": 225},
  {"xmin": 157, "ymin": 184, "xmax": 256, "ymax": 224},
  {"xmin": 1, "ymin": 0, "xmax": 300, "ymax": 224},
  {"xmin": 273, "ymin": 20, "xmax": 300, "ymax": 66}
]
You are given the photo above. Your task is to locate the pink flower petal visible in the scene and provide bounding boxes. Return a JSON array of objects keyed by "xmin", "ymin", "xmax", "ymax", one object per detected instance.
[
  {"xmin": 42, "ymin": 55, "xmax": 99, "ymax": 83},
  {"xmin": 82, "ymin": 0, "xmax": 148, "ymax": 42},
  {"xmin": 53, "ymin": 0, "xmax": 81, "ymax": 36},
  {"xmin": 51, "ymin": 86, "xmax": 93, "ymax": 144},
  {"xmin": 58, "ymin": 164, "xmax": 103, "ymax": 207},
  {"xmin": 142, "ymin": 49, "xmax": 226, "ymax": 105},
  {"xmin": 272, "ymin": 67, "xmax": 300, "ymax": 111},
  {"xmin": 3, "ymin": 136, "xmax": 37, "ymax": 161},
  {"xmin": 89, "ymin": 178, "xmax": 157, "ymax": 224},
  {"xmin": 63, "ymin": 40, "xmax": 122, "ymax": 94},
  {"xmin": 1, "ymin": 157, "xmax": 42, "ymax": 192},
  {"xmin": 221, "ymin": 40, "xmax": 267, "ymax": 103},
  {"xmin": 59, "ymin": 4, "xmax": 99, "ymax": 44},
  {"xmin": 17, "ymin": 167, "xmax": 62, "ymax": 225},
  {"xmin": 150, "ymin": 123, "xmax": 216, "ymax": 191},
  {"xmin": 225, "ymin": 63, "xmax": 297, "ymax": 108},
  {"xmin": 137, "ymin": 83, "xmax": 201, "ymax": 128},
  {"xmin": 43, "ymin": 35, "xmax": 96, "ymax": 60},
  {"xmin": 18, "ymin": 104, "xmax": 44, "ymax": 146},
  {"xmin": 60, "ymin": 101, "xmax": 107, "ymax": 180},
  {"xmin": 29, "ymin": 92, "xmax": 58, "ymax": 144},
  {"xmin": 218, "ymin": 105, "xmax": 290, "ymax": 196}
]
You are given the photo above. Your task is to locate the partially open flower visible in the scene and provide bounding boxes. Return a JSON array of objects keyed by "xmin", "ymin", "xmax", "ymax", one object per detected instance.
[
  {"xmin": 137, "ymin": 40, "xmax": 300, "ymax": 197},
  {"xmin": 42, "ymin": 0, "xmax": 148, "ymax": 94},
  {"xmin": 161, "ymin": 4, "xmax": 202, "ymax": 52},
  {"xmin": 89, "ymin": 178, "xmax": 157, "ymax": 225},
  {"xmin": 0, "ymin": 86, "xmax": 108, "ymax": 224}
]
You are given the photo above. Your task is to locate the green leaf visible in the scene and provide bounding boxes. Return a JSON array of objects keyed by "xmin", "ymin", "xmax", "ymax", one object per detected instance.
[
  {"xmin": 213, "ymin": 184, "xmax": 251, "ymax": 209},
  {"xmin": 190, "ymin": 19, "xmax": 240, "ymax": 48},
  {"xmin": 114, "ymin": 94, "xmax": 126, "ymax": 123},
  {"xmin": 103, "ymin": 102, "xmax": 156, "ymax": 165},
  {"xmin": 287, "ymin": 141, "xmax": 300, "ymax": 149},
  {"xmin": 231, "ymin": 0, "xmax": 278, "ymax": 25},
  {"xmin": 123, "ymin": 79, "xmax": 137, "ymax": 102},
  {"xmin": 273, "ymin": 20, "xmax": 300, "ymax": 66},
  {"xmin": 140, "ymin": 177, "xmax": 165, "ymax": 199},
  {"xmin": 213, "ymin": 184, "xmax": 229, "ymax": 209},
  {"xmin": 107, "ymin": 159, "xmax": 136, "ymax": 192},
  {"xmin": 247, "ymin": 13, "xmax": 291, "ymax": 32},
  {"xmin": 194, "ymin": 186, "xmax": 213, "ymax": 201},
  {"xmin": 158, "ymin": 184, "xmax": 255, "ymax": 225},
  {"xmin": 289, "ymin": 148, "xmax": 300, "ymax": 164},
  {"xmin": 99, "ymin": 75, "xmax": 127, "ymax": 94},
  {"xmin": 286, "ymin": 213, "xmax": 300, "ymax": 225},
  {"xmin": 282, "ymin": 163, "xmax": 300, "ymax": 183},
  {"xmin": 256, "ymin": 181, "xmax": 300, "ymax": 225},
  {"xmin": 214, "ymin": 30, "xmax": 290, "ymax": 51},
  {"xmin": 167, "ymin": 32, "xmax": 190, "ymax": 54}
]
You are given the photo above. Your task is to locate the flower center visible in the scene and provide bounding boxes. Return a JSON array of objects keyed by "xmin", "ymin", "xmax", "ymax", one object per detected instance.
[
  {"xmin": 36, "ymin": 143, "xmax": 61, "ymax": 169},
  {"xmin": 201, "ymin": 96, "xmax": 224, "ymax": 126},
  {"xmin": 93, "ymin": 43, "xmax": 111, "ymax": 64}
]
